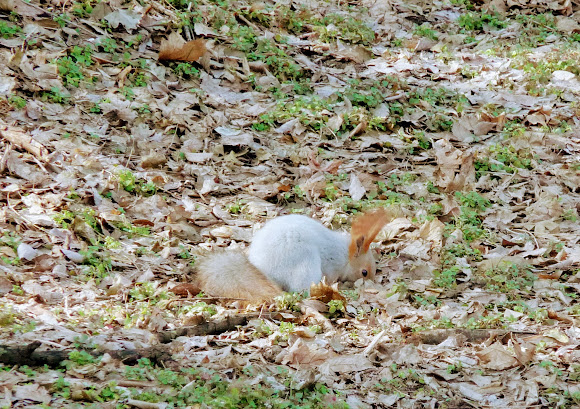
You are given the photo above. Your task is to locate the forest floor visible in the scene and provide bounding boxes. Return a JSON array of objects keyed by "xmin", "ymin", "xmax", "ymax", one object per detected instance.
[{"xmin": 1, "ymin": 0, "xmax": 580, "ymax": 407}]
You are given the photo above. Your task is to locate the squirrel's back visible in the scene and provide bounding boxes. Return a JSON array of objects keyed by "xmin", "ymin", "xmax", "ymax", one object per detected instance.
[{"xmin": 248, "ymin": 215, "xmax": 350, "ymax": 292}]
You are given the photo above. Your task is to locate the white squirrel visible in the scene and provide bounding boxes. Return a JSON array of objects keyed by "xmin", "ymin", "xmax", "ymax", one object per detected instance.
[{"xmin": 196, "ymin": 208, "xmax": 391, "ymax": 303}]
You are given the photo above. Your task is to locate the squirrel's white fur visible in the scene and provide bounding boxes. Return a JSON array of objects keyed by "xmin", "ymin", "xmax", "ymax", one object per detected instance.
[
  {"xmin": 249, "ymin": 215, "xmax": 361, "ymax": 292},
  {"xmin": 196, "ymin": 209, "xmax": 390, "ymax": 303}
]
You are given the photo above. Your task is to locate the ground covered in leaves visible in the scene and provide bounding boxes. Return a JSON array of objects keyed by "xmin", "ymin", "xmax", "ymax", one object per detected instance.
[{"xmin": 1, "ymin": 0, "xmax": 580, "ymax": 407}]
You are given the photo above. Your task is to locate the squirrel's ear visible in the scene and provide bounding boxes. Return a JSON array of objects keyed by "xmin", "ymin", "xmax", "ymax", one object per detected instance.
[
  {"xmin": 353, "ymin": 235, "xmax": 365, "ymax": 257},
  {"xmin": 349, "ymin": 208, "xmax": 391, "ymax": 259}
]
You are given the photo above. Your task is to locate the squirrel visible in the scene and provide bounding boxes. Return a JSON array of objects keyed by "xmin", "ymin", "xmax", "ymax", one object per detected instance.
[{"xmin": 196, "ymin": 208, "xmax": 391, "ymax": 303}]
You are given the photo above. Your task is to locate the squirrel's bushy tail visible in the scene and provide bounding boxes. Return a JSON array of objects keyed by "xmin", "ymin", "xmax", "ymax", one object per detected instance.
[{"xmin": 196, "ymin": 251, "xmax": 282, "ymax": 303}]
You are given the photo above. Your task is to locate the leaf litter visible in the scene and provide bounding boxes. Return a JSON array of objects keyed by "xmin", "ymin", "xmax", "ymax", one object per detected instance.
[{"xmin": 1, "ymin": 0, "xmax": 580, "ymax": 407}]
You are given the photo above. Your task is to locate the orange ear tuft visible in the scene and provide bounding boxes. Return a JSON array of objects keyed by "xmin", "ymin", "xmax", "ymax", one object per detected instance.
[{"xmin": 348, "ymin": 208, "xmax": 392, "ymax": 259}]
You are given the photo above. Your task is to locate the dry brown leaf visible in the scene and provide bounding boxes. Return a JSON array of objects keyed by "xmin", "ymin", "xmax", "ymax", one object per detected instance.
[
  {"xmin": 433, "ymin": 139, "xmax": 475, "ymax": 191},
  {"xmin": 299, "ymin": 299, "xmax": 333, "ymax": 331},
  {"xmin": 319, "ymin": 353, "xmax": 374, "ymax": 375},
  {"xmin": 512, "ymin": 335, "xmax": 535, "ymax": 365},
  {"xmin": 282, "ymin": 338, "xmax": 334, "ymax": 366},
  {"xmin": 171, "ymin": 283, "xmax": 202, "ymax": 297},
  {"xmin": 309, "ymin": 278, "xmax": 346, "ymax": 303},
  {"xmin": 476, "ymin": 343, "xmax": 520, "ymax": 370},
  {"xmin": 348, "ymin": 119, "xmax": 368, "ymax": 139},
  {"xmin": 159, "ymin": 33, "xmax": 207, "ymax": 62}
]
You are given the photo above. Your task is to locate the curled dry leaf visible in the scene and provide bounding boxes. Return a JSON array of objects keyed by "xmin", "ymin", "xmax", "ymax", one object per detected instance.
[
  {"xmin": 309, "ymin": 277, "xmax": 346, "ymax": 303},
  {"xmin": 171, "ymin": 283, "xmax": 202, "ymax": 297},
  {"xmin": 159, "ymin": 33, "xmax": 207, "ymax": 62}
]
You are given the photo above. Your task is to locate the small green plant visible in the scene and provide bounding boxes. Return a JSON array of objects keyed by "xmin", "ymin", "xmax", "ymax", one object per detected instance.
[
  {"xmin": 177, "ymin": 245, "xmax": 193, "ymax": 260},
  {"xmin": 73, "ymin": 334, "xmax": 97, "ymax": 349},
  {"xmin": 64, "ymin": 349, "xmax": 98, "ymax": 368},
  {"xmin": 1, "ymin": 231, "xmax": 20, "ymax": 251},
  {"xmin": 502, "ymin": 120, "xmax": 526, "ymax": 138},
  {"xmin": 480, "ymin": 261, "xmax": 536, "ymax": 294},
  {"xmin": 129, "ymin": 282, "xmax": 158, "ymax": 301},
  {"xmin": 97, "ymin": 37, "xmax": 118, "ymax": 53},
  {"xmin": 0, "ymin": 305, "xmax": 36, "ymax": 334},
  {"xmin": 249, "ymin": 38, "xmax": 303, "ymax": 80},
  {"xmin": 413, "ymin": 294, "xmax": 441, "ymax": 308},
  {"xmin": 562, "ymin": 209, "xmax": 578, "ymax": 222},
  {"xmin": 328, "ymin": 299, "xmax": 345, "ymax": 317},
  {"xmin": 182, "ymin": 301, "xmax": 217, "ymax": 317},
  {"xmin": 8, "ymin": 95, "xmax": 26, "ymax": 109},
  {"xmin": 128, "ymin": 71, "xmax": 148, "ymax": 87},
  {"xmin": 98, "ymin": 382, "xmax": 122, "ymax": 401},
  {"xmin": 53, "ymin": 13, "xmax": 70, "ymax": 28},
  {"xmin": 275, "ymin": 292, "xmax": 306, "ymax": 311},
  {"xmin": 42, "ymin": 87, "xmax": 70, "ymax": 104},
  {"xmin": 456, "ymin": 207, "xmax": 487, "ymax": 242},
  {"xmin": 277, "ymin": 321, "xmax": 296, "ymax": 341},
  {"xmin": 441, "ymin": 243, "xmax": 482, "ymax": 265},
  {"xmin": 457, "ymin": 12, "xmax": 507, "ymax": 31},
  {"xmin": 426, "ymin": 181, "xmax": 440, "ymax": 194},
  {"xmin": 0, "ymin": 21, "xmax": 21, "ymax": 38},
  {"xmin": 538, "ymin": 360, "xmax": 564, "ymax": 376},
  {"xmin": 174, "ymin": 62, "xmax": 200, "ymax": 78},
  {"xmin": 71, "ymin": 0, "xmax": 96, "ymax": 17},
  {"xmin": 464, "ymin": 312, "xmax": 506, "ymax": 329},
  {"xmin": 79, "ymin": 246, "xmax": 113, "ymax": 283},
  {"xmin": 55, "ymin": 45, "xmax": 94, "ymax": 87},
  {"xmin": 433, "ymin": 266, "xmax": 460, "ymax": 288},
  {"xmin": 414, "ymin": 23, "xmax": 438, "ymax": 40},
  {"xmin": 447, "ymin": 361, "xmax": 463, "ymax": 374},
  {"xmin": 116, "ymin": 170, "xmax": 157, "ymax": 196},
  {"xmin": 120, "ymin": 86, "xmax": 135, "ymax": 100},
  {"xmin": 253, "ymin": 95, "xmax": 333, "ymax": 132},
  {"xmin": 254, "ymin": 320, "xmax": 275, "ymax": 338},
  {"xmin": 454, "ymin": 191, "xmax": 490, "ymax": 211},
  {"xmin": 227, "ymin": 200, "xmax": 245, "ymax": 214},
  {"xmin": 475, "ymin": 144, "xmax": 533, "ymax": 179},
  {"xmin": 118, "ymin": 170, "xmax": 136, "ymax": 192},
  {"xmin": 315, "ymin": 14, "xmax": 375, "ymax": 45},
  {"xmin": 53, "ymin": 376, "xmax": 71, "ymax": 399},
  {"xmin": 450, "ymin": 0, "xmax": 475, "ymax": 9}
]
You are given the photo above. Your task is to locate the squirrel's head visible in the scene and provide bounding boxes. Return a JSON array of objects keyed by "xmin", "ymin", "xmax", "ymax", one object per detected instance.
[
  {"xmin": 347, "ymin": 208, "xmax": 391, "ymax": 282},
  {"xmin": 347, "ymin": 247, "xmax": 377, "ymax": 281}
]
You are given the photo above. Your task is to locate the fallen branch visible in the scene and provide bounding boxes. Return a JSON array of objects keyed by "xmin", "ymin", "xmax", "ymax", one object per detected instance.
[
  {"xmin": 158, "ymin": 312, "xmax": 281, "ymax": 343},
  {"xmin": 0, "ymin": 313, "xmax": 284, "ymax": 367},
  {"xmin": 404, "ymin": 329, "xmax": 536, "ymax": 345},
  {"xmin": 0, "ymin": 341, "xmax": 173, "ymax": 367}
]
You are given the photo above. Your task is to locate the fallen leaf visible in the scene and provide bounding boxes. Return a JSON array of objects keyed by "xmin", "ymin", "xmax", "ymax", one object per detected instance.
[
  {"xmin": 159, "ymin": 33, "xmax": 206, "ymax": 62},
  {"xmin": 476, "ymin": 343, "xmax": 520, "ymax": 370}
]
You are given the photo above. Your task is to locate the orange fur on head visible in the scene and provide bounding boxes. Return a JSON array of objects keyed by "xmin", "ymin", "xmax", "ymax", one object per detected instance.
[{"xmin": 348, "ymin": 208, "xmax": 392, "ymax": 259}]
